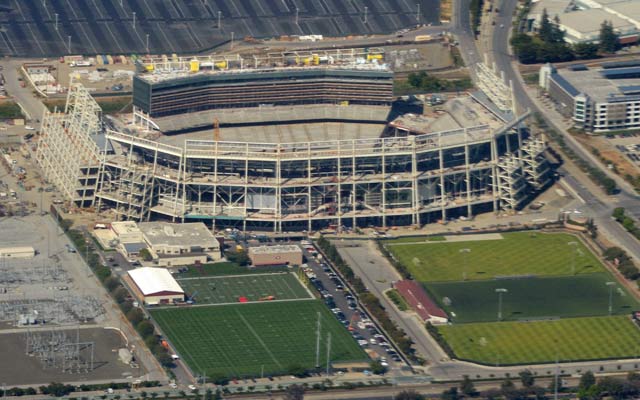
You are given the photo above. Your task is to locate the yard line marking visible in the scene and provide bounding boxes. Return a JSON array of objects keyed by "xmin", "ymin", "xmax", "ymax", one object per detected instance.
[{"xmin": 236, "ymin": 310, "xmax": 283, "ymax": 369}]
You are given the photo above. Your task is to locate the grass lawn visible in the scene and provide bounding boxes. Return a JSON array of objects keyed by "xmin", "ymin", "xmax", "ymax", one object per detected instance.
[
  {"xmin": 425, "ymin": 273, "xmax": 639, "ymax": 323},
  {"xmin": 151, "ymin": 300, "xmax": 366, "ymax": 378},
  {"xmin": 177, "ymin": 273, "xmax": 312, "ymax": 305},
  {"xmin": 438, "ymin": 316, "xmax": 640, "ymax": 365},
  {"xmin": 385, "ymin": 232, "xmax": 603, "ymax": 282},
  {"xmin": 176, "ymin": 262, "xmax": 290, "ymax": 278}
]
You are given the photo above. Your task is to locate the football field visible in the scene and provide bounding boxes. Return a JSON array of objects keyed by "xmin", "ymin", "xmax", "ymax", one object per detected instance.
[
  {"xmin": 177, "ymin": 273, "xmax": 312, "ymax": 305},
  {"xmin": 425, "ymin": 273, "xmax": 639, "ymax": 323},
  {"xmin": 151, "ymin": 300, "xmax": 366, "ymax": 378},
  {"xmin": 438, "ymin": 316, "xmax": 640, "ymax": 365},
  {"xmin": 385, "ymin": 232, "xmax": 603, "ymax": 282}
]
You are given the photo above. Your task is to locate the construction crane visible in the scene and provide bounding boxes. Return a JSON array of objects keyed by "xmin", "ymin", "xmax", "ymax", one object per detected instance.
[{"xmin": 213, "ymin": 118, "xmax": 220, "ymax": 141}]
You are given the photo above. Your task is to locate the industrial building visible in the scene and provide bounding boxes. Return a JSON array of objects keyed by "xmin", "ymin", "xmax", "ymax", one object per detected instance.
[
  {"xmin": 138, "ymin": 222, "xmax": 222, "ymax": 267},
  {"xmin": 36, "ymin": 48, "xmax": 552, "ymax": 232},
  {"xmin": 527, "ymin": 0, "xmax": 640, "ymax": 44},
  {"xmin": 540, "ymin": 62, "xmax": 640, "ymax": 132},
  {"xmin": 248, "ymin": 245, "xmax": 303, "ymax": 267},
  {"xmin": 126, "ymin": 267, "xmax": 184, "ymax": 306}
]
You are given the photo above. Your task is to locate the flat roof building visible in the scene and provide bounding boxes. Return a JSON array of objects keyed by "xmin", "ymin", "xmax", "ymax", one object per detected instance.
[
  {"xmin": 0, "ymin": 246, "xmax": 35, "ymax": 259},
  {"xmin": 127, "ymin": 267, "xmax": 184, "ymax": 305},
  {"xmin": 138, "ymin": 222, "xmax": 222, "ymax": 267},
  {"xmin": 540, "ymin": 62, "xmax": 640, "ymax": 132},
  {"xmin": 248, "ymin": 245, "xmax": 303, "ymax": 267}
]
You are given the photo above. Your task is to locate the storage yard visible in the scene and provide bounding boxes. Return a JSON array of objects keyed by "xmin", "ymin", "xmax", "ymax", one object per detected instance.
[{"xmin": 0, "ymin": 0, "xmax": 441, "ymax": 57}]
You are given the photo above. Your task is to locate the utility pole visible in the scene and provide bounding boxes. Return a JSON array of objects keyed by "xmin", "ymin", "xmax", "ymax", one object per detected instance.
[
  {"xmin": 459, "ymin": 248, "xmax": 470, "ymax": 280},
  {"xmin": 568, "ymin": 241, "xmax": 578, "ymax": 275},
  {"xmin": 416, "ymin": 3, "xmax": 421, "ymax": 22},
  {"xmin": 326, "ymin": 333, "xmax": 331, "ymax": 376},
  {"xmin": 496, "ymin": 288, "xmax": 508, "ymax": 321},
  {"xmin": 606, "ymin": 281, "xmax": 615, "ymax": 315},
  {"xmin": 217, "ymin": 11, "xmax": 222, "ymax": 30},
  {"xmin": 315, "ymin": 312, "xmax": 321, "ymax": 368},
  {"xmin": 363, "ymin": 6, "xmax": 368, "ymax": 24}
]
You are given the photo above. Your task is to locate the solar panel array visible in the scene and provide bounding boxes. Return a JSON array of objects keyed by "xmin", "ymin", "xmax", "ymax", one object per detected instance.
[{"xmin": 0, "ymin": 0, "xmax": 440, "ymax": 57}]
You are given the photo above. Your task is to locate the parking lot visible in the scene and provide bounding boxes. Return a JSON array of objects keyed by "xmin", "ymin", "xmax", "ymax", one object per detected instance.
[{"xmin": 298, "ymin": 240, "xmax": 405, "ymax": 370}]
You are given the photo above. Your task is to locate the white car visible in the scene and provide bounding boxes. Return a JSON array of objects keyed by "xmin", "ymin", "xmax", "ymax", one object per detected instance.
[
  {"xmin": 25, "ymin": 126, "xmax": 35, "ymax": 130},
  {"xmin": 188, "ymin": 384, "xmax": 197, "ymax": 391},
  {"xmin": 168, "ymin": 383, "xmax": 177, "ymax": 389}
]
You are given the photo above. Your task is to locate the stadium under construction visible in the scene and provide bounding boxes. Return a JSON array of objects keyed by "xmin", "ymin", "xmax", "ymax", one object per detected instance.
[{"xmin": 36, "ymin": 49, "xmax": 552, "ymax": 232}]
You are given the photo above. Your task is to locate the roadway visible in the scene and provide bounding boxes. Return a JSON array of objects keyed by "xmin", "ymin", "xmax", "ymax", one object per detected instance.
[{"xmin": 467, "ymin": 0, "xmax": 640, "ymax": 262}]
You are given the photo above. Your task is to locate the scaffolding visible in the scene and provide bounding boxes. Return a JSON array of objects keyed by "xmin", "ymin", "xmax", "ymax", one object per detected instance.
[
  {"xmin": 36, "ymin": 81, "xmax": 103, "ymax": 207},
  {"xmin": 475, "ymin": 54, "xmax": 515, "ymax": 112}
]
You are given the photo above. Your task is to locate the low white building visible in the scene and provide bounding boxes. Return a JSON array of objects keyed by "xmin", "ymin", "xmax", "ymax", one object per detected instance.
[
  {"xmin": 110, "ymin": 221, "xmax": 147, "ymax": 258},
  {"xmin": 127, "ymin": 267, "xmax": 185, "ymax": 305},
  {"xmin": 0, "ymin": 246, "xmax": 35, "ymax": 259},
  {"xmin": 138, "ymin": 222, "xmax": 221, "ymax": 267}
]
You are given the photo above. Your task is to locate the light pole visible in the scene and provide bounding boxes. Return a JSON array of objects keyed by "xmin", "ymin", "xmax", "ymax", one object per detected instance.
[
  {"xmin": 132, "ymin": 11, "xmax": 136, "ymax": 29},
  {"xmin": 568, "ymin": 241, "xmax": 578, "ymax": 275},
  {"xmin": 217, "ymin": 11, "xmax": 221, "ymax": 29},
  {"xmin": 145, "ymin": 33, "xmax": 149, "ymax": 53},
  {"xmin": 606, "ymin": 282, "xmax": 615, "ymax": 315},
  {"xmin": 496, "ymin": 288, "xmax": 508, "ymax": 321},
  {"xmin": 460, "ymin": 248, "xmax": 470, "ymax": 281}
]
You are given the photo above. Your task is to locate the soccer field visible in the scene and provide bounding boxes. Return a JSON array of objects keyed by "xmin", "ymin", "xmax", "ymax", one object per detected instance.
[
  {"xmin": 177, "ymin": 273, "xmax": 311, "ymax": 305},
  {"xmin": 151, "ymin": 300, "xmax": 367, "ymax": 378},
  {"xmin": 438, "ymin": 316, "xmax": 640, "ymax": 365},
  {"xmin": 385, "ymin": 232, "xmax": 603, "ymax": 282},
  {"xmin": 425, "ymin": 273, "xmax": 639, "ymax": 323}
]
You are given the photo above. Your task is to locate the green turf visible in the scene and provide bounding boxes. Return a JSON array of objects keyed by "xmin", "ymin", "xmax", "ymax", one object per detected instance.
[
  {"xmin": 151, "ymin": 300, "xmax": 367, "ymax": 378},
  {"xmin": 385, "ymin": 232, "xmax": 603, "ymax": 282},
  {"xmin": 176, "ymin": 262, "xmax": 290, "ymax": 278},
  {"xmin": 425, "ymin": 273, "xmax": 639, "ymax": 323},
  {"xmin": 177, "ymin": 273, "xmax": 312, "ymax": 305},
  {"xmin": 438, "ymin": 316, "xmax": 640, "ymax": 365}
]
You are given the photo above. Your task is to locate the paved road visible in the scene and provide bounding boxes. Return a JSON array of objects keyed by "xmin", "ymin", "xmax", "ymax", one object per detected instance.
[{"xmin": 1, "ymin": 60, "xmax": 47, "ymax": 124}]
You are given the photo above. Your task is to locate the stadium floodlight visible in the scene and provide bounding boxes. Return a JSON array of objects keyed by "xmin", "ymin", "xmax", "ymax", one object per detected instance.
[
  {"xmin": 567, "ymin": 241, "xmax": 578, "ymax": 275},
  {"xmin": 132, "ymin": 11, "xmax": 136, "ymax": 29},
  {"xmin": 416, "ymin": 3, "xmax": 421, "ymax": 22},
  {"xmin": 495, "ymin": 288, "xmax": 508, "ymax": 321},
  {"xmin": 217, "ymin": 11, "xmax": 222, "ymax": 30},
  {"xmin": 145, "ymin": 34, "xmax": 150, "ymax": 54},
  {"xmin": 606, "ymin": 282, "xmax": 616, "ymax": 315},
  {"xmin": 459, "ymin": 248, "xmax": 471, "ymax": 281},
  {"xmin": 363, "ymin": 6, "xmax": 368, "ymax": 24},
  {"xmin": 54, "ymin": 13, "xmax": 58, "ymax": 31}
]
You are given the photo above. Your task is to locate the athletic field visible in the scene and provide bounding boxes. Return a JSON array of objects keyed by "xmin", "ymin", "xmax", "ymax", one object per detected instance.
[
  {"xmin": 385, "ymin": 232, "xmax": 603, "ymax": 282},
  {"xmin": 438, "ymin": 316, "xmax": 640, "ymax": 365},
  {"xmin": 177, "ymin": 273, "xmax": 311, "ymax": 305},
  {"xmin": 425, "ymin": 273, "xmax": 639, "ymax": 323},
  {"xmin": 151, "ymin": 300, "xmax": 366, "ymax": 378}
]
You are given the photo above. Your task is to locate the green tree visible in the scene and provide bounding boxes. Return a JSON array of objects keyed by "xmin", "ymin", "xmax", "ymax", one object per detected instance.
[
  {"xmin": 511, "ymin": 34, "xmax": 539, "ymax": 64},
  {"xmin": 105, "ymin": 276, "xmax": 120, "ymax": 292},
  {"xmin": 441, "ymin": 387, "xmax": 460, "ymax": 400},
  {"xmin": 139, "ymin": 248, "xmax": 153, "ymax": 262},
  {"xmin": 287, "ymin": 364, "xmax": 308, "ymax": 378},
  {"xmin": 573, "ymin": 42, "xmax": 599, "ymax": 59},
  {"xmin": 460, "ymin": 375, "xmax": 476, "ymax": 397},
  {"xmin": 579, "ymin": 371, "xmax": 596, "ymax": 391},
  {"xmin": 599, "ymin": 20, "xmax": 620, "ymax": 53},
  {"xmin": 613, "ymin": 207, "xmax": 626, "ymax": 222},
  {"xmin": 538, "ymin": 9, "xmax": 554, "ymax": 42},
  {"xmin": 126, "ymin": 308, "xmax": 144, "ymax": 326},
  {"xmin": 519, "ymin": 369, "xmax": 535, "ymax": 388},
  {"xmin": 370, "ymin": 360, "xmax": 387, "ymax": 375},
  {"xmin": 136, "ymin": 320, "xmax": 155, "ymax": 338},
  {"xmin": 395, "ymin": 390, "xmax": 425, "ymax": 400},
  {"xmin": 283, "ymin": 384, "xmax": 305, "ymax": 400},
  {"xmin": 113, "ymin": 287, "xmax": 129, "ymax": 304}
]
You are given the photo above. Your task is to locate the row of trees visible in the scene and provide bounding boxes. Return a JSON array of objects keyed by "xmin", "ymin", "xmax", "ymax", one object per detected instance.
[
  {"xmin": 406, "ymin": 71, "xmax": 473, "ymax": 93},
  {"xmin": 316, "ymin": 236, "xmax": 418, "ymax": 362},
  {"xmin": 603, "ymin": 245, "xmax": 640, "ymax": 281},
  {"xmin": 613, "ymin": 207, "xmax": 640, "ymax": 242},
  {"xmin": 511, "ymin": 9, "xmax": 621, "ymax": 64},
  {"xmin": 394, "ymin": 370, "xmax": 640, "ymax": 400},
  {"xmin": 534, "ymin": 114, "xmax": 617, "ymax": 194}
]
